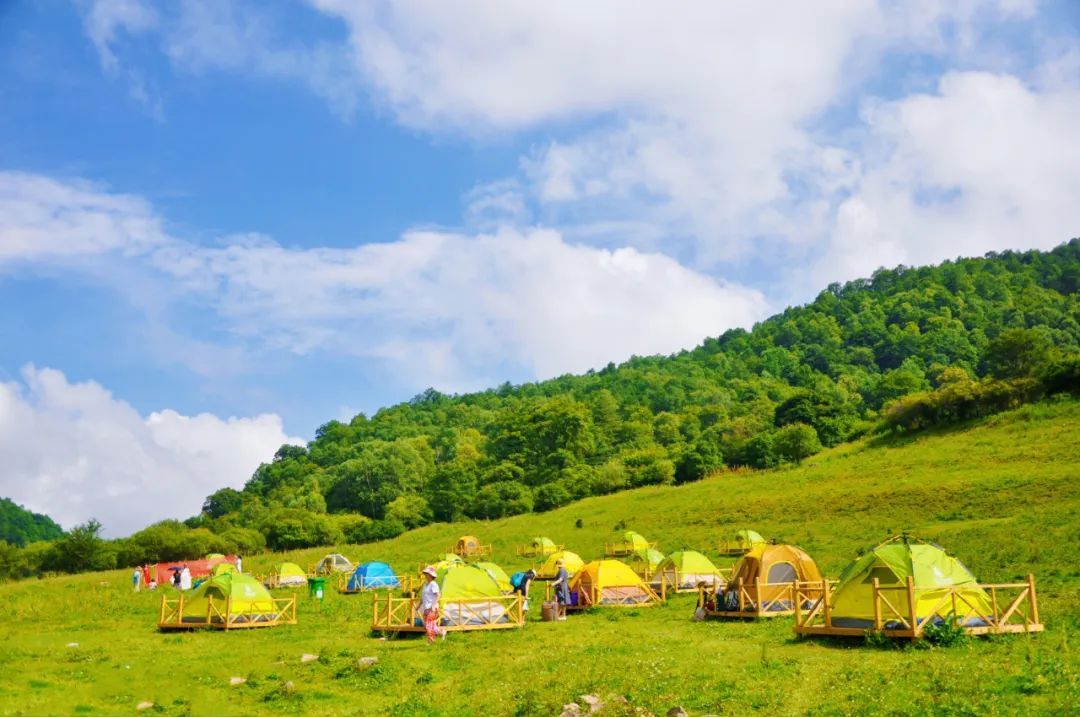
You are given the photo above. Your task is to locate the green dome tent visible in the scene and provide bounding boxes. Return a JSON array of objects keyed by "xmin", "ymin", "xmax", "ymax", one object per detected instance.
[
  {"xmin": 474, "ymin": 562, "xmax": 513, "ymax": 592},
  {"xmin": 720, "ymin": 529, "xmax": 766, "ymax": 555},
  {"xmin": 518, "ymin": 536, "xmax": 560, "ymax": 557},
  {"xmin": 829, "ymin": 536, "xmax": 993, "ymax": 629},
  {"xmin": 160, "ymin": 573, "xmax": 295, "ymax": 630},
  {"xmin": 627, "ymin": 548, "xmax": 665, "ymax": 577},
  {"xmin": 434, "ymin": 564, "xmax": 515, "ymax": 626},
  {"xmin": 210, "ymin": 562, "xmax": 237, "ymax": 577},
  {"xmin": 606, "ymin": 531, "xmax": 656, "ymax": 557},
  {"xmin": 656, "ymin": 550, "xmax": 724, "ymax": 591}
]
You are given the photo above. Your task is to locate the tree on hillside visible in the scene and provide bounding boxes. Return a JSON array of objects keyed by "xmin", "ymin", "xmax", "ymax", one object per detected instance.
[
  {"xmin": 0, "ymin": 498, "xmax": 63, "ymax": 546},
  {"xmin": 773, "ymin": 423, "xmax": 823, "ymax": 464},
  {"xmin": 44, "ymin": 519, "xmax": 115, "ymax": 573},
  {"xmin": 984, "ymin": 328, "xmax": 1055, "ymax": 378}
]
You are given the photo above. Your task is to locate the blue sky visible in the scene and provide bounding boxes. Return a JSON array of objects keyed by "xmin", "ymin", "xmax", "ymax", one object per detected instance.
[{"xmin": 1, "ymin": 0, "xmax": 1078, "ymax": 534}]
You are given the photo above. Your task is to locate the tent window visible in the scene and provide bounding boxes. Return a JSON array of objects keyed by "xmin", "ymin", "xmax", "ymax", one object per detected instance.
[
  {"xmin": 767, "ymin": 562, "xmax": 797, "ymax": 584},
  {"xmin": 861, "ymin": 566, "xmax": 899, "ymax": 585}
]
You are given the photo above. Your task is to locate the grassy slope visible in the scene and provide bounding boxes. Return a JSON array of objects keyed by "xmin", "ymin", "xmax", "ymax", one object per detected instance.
[{"xmin": 1, "ymin": 401, "xmax": 1078, "ymax": 716}]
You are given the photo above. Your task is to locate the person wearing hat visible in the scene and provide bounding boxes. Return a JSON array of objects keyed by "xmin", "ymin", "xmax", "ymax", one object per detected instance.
[
  {"xmin": 551, "ymin": 560, "xmax": 570, "ymax": 619},
  {"xmin": 419, "ymin": 566, "xmax": 443, "ymax": 644}
]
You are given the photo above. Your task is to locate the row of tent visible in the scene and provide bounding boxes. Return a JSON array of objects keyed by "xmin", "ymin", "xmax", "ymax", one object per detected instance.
[
  {"xmin": 264, "ymin": 558, "xmax": 402, "ymax": 591},
  {"xmin": 390, "ymin": 531, "xmax": 1041, "ymax": 637},
  {"xmin": 159, "ymin": 529, "xmax": 1041, "ymax": 639}
]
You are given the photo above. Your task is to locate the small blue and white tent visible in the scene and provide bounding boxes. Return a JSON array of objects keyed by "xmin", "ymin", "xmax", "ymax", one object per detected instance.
[{"xmin": 347, "ymin": 561, "xmax": 399, "ymax": 590}]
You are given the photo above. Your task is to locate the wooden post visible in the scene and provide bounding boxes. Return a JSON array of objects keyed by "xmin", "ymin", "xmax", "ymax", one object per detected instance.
[
  {"xmin": 822, "ymin": 577, "xmax": 832, "ymax": 628},
  {"xmin": 737, "ymin": 577, "xmax": 745, "ymax": 612},
  {"xmin": 906, "ymin": 575, "xmax": 918, "ymax": 639},
  {"xmin": 951, "ymin": 587, "xmax": 958, "ymax": 623},
  {"xmin": 794, "ymin": 584, "xmax": 802, "ymax": 626},
  {"xmin": 755, "ymin": 577, "xmax": 762, "ymax": 617},
  {"xmin": 1027, "ymin": 573, "xmax": 1040, "ymax": 627},
  {"xmin": 990, "ymin": 586, "xmax": 1000, "ymax": 631},
  {"xmin": 872, "ymin": 577, "xmax": 882, "ymax": 630}
]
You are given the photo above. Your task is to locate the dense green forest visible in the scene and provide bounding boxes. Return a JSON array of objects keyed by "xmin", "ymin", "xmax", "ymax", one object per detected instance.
[
  {"xmin": 2, "ymin": 240, "xmax": 1078, "ymax": 578},
  {"xmin": 0, "ymin": 498, "xmax": 63, "ymax": 547},
  {"xmin": 194, "ymin": 240, "xmax": 1079, "ymax": 549}
]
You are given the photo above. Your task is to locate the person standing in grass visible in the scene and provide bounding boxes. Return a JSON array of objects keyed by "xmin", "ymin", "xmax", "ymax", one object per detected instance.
[
  {"xmin": 235, "ymin": 555, "xmax": 243, "ymax": 573},
  {"xmin": 419, "ymin": 566, "xmax": 443, "ymax": 644},
  {"xmin": 141, "ymin": 564, "xmax": 151, "ymax": 588},
  {"xmin": 551, "ymin": 560, "xmax": 570, "ymax": 620},
  {"xmin": 132, "ymin": 566, "xmax": 141, "ymax": 592}
]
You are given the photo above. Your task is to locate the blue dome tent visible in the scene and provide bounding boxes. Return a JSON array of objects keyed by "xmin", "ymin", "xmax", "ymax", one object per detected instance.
[{"xmin": 346, "ymin": 561, "xmax": 400, "ymax": 591}]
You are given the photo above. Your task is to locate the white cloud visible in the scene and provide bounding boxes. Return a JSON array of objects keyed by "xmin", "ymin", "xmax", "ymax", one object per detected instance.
[
  {"xmin": 160, "ymin": 228, "xmax": 770, "ymax": 387},
  {"xmin": 308, "ymin": 2, "xmax": 1040, "ymax": 262},
  {"xmin": 0, "ymin": 366, "xmax": 299, "ymax": 536},
  {"xmin": 163, "ymin": 0, "xmax": 363, "ymax": 117},
  {"xmin": 77, "ymin": 0, "xmax": 363, "ymax": 118},
  {"xmin": 0, "ymin": 171, "xmax": 769, "ymax": 389},
  {"xmin": 79, "ymin": 0, "xmax": 158, "ymax": 71},
  {"xmin": 819, "ymin": 70, "xmax": 1080, "ymax": 285},
  {"xmin": 0, "ymin": 172, "xmax": 166, "ymax": 263}
]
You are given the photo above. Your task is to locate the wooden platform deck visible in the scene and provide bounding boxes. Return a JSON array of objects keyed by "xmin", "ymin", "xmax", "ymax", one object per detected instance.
[{"xmin": 793, "ymin": 574, "xmax": 1043, "ymax": 640}]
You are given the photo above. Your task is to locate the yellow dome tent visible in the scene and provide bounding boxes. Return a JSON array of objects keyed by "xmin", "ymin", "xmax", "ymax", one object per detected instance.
[
  {"xmin": 536, "ymin": 550, "xmax": 585, "ymax": 579},
  {"xmin": 451, "ymin": 535, "xmax": 492, "ymax": 559},
  {"xmin": 568, "ymin": 560, "xmax": 660, "ymax": 609},
  {"xmin": 266, "ymin": 561, "xmax": 307, "ymax": 588},
  {"xmin": 699, "ymin": 543, "xmax": 824, "ymax": 619}
]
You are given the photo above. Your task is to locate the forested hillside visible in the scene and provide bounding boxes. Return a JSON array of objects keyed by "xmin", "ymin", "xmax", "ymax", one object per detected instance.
[
  {"xmin": 193, "ymin": 240, "xmax": 1080, "ymax": 550},
  {"xmin": 0, "ymin": 498, "xmax": 62, "ymax": 547},
  {"xmin": 3, "ymin": 241, "xmax": 1078, "ymax": 577}
]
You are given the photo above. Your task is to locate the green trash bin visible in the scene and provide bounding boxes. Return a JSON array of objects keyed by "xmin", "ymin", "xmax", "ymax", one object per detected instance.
[{"xmin": 307, "ymin": 576, "xmax": 327, "ymax": 600}]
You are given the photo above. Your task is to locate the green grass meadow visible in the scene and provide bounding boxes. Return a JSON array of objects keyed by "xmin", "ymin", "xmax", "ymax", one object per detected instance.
[{"xmin": 2, "ymin": 400, "xmax": 1079, "ymax": 716}]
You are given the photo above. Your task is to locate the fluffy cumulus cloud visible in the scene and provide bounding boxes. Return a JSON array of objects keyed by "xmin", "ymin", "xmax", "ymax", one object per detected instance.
[
  {"xmin": 174, "ymin": 229, "xmax": 768, "ymax": 384},
  {"xmin": 0, "ymin": 172, "xmax": 166, "ymax": 263},
  {"xmin": 307, "ymin": 0, "xmax": 1073, "ymax": 266},
  {"xmin": 822, "ymin": 70, "xmax": 1080, "ymax": 284},
  {"xmin": 0, "ymin": 366, "xmax": 299, "ymax": 536},
  {"xmin": 74, "ymin": 0, "xmax": 1080, "ymax": 276},
  {"xmin": 79, "ymin": 0, "xmax": 364, "ymax": 117},
  {"xmin": 0, "ymin": 171, "xmax": 768, "ymax": 388}
]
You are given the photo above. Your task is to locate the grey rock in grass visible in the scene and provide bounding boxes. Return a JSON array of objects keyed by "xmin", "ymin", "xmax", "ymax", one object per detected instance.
[
  {"xmin": 579, "ymin": 694, "xmax": 603, "ymax": 712},
  {"xmin": 300, "ymin": 653, "xmax": 319, "ymax": 663},
  {"xmin": 136, "ymin": 701, "xmax": 154, "ymax": 711},
  {"xmin": 667, "ymin": 708, "xmax": 689, "ymax": 717},
  {"xmin": 282, "ymin": 680, "xmax": 295, "ymax": 695},
  {"xmin": 229, "ymin": 676, "xmax": 246, "ymax": 686},
  {"xmin": 357, "ymin": 656, "xmax": 378, "ymax": 669},
  {"xmin": 66, "ymin": 642, "xmax": 78, "ymax": 648},
  {"xmin": 560, "ymin": 704, "xmax": 585, "ymax": 717}
]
